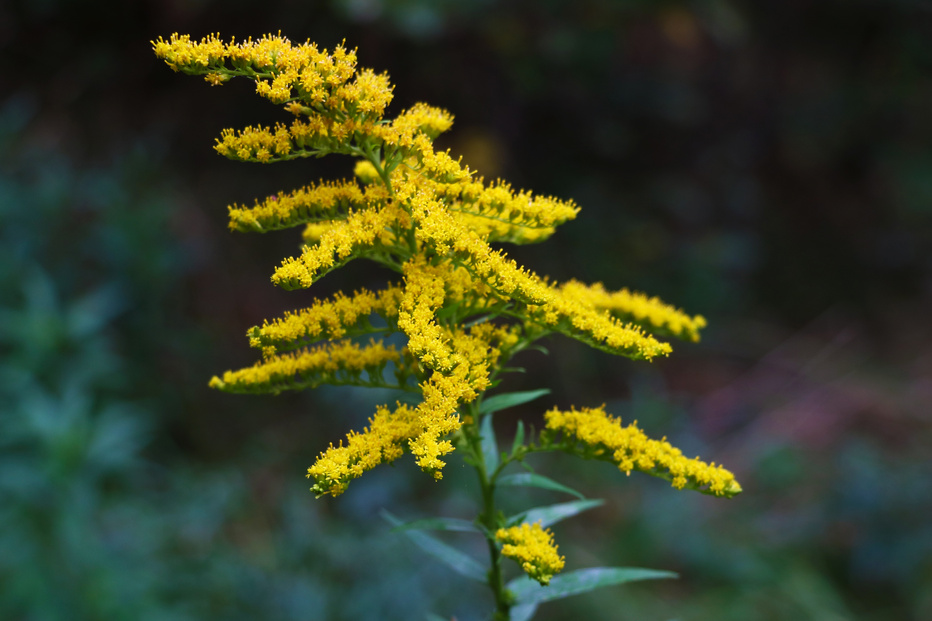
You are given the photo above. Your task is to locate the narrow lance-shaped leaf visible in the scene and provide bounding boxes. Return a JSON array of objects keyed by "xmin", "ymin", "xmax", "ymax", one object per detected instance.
[
  {"xmin": 511, "ymin": 420, "xmax": 525, "ymax": 455},
  {"xmin": 508, "ymin": 567, "xmax": 678, "ymax": 606},
  {"xmin": 480, "ymin": 413, "xmax": 499, "ymax": 474},
  {"xmin": 381, "ymin": 511, "xmax": 486, "ymax": 582},
  {"xmin": 497, "ymin": 473, "xmax": 585, "ymax": 500},
  {"xmin": 479, "ymin": 389, "xmax": 551, "ymax": 415},
  {"xmin": 390, "ymin": 517, "xmax": 480, "ymax": 534},
  {"xmin": 507, "ymin": 499, "xmax": 604, "ymax": 528}
]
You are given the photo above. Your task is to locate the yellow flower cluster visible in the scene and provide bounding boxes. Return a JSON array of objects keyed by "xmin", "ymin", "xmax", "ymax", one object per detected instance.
[
  {"xmin": 213, "ymin": 116, "xmax": 386, "ymax": 163},
  {"xmin": 208, "ymin": 339, "xmax": 404, "ymax": 395},
  {"xmin": 272, "ymin": 204, "xmax": 407, "ymax": 289},
  {"xmin": 160, "ymin": 33, "xmax": 718, "ymax": 495},
  {"xmin": 152, "ymin": 33, "xmax": 391, "ymax": 114},
  {"xmin": 307, "ymin": 321, "xmax": 520, "ymax": 495},
  {"xmin": 403, "ymin": 188, "xmax": 672, "ymax": 361},
  {"xmin": 307, "ymin": 402, "xmax": 423, "ymax": 497},
  {"xmin": 495, "ymin": 522, "xmax": 566, "ymax": 586},
  {"xmin": 398, "ymin": 258, "xmax": 453, "ymax": 371},
  {"xmin": 559, "ymin": 280, "xmax": 707, "ymax": 342},
  {"xmin": 406, "ymin": 322, "xmax": 520, "ymax": 476},
  {"xmin": 227, "ymin": 180, "xmax": 387, "ymax": 233},
  {"xmin": 248, "ymin": 285, "xmax": 404, "ymax": 356},
  {"xmin": 542, "ymin": 406, "xmax": 742, "ymax": 497}
]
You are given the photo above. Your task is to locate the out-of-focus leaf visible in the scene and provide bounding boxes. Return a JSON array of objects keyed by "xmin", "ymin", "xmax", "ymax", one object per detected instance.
[
  {"xmin": 508, "ymin": 567, "xmax": 678, "ymax": 606},
  {"xmin": 390, "ymin": 517, "xmax": 479, "ymax": 533},
  {"xmin": 481, "ymin": 413, "xmax": 498, "ymax": 473},
  {"xmin": 479, "ymin": 389, "xmax": 550, "ymax": 415},
  {"xmin": 507, "ymin": 499, "xmax": 604, "ymax": 528},
  {"xmin": 511, "ymin": 602, "xmax": 539, "ymax": 621},
  {"xmin": 497, "ymin": 473, "xmax": 585, "ymax": 500},
  {"xmin": 511, "ymin": 420, "xmax": 525, "ymax": 455},
  {"xmin": 382, "ymin": 511, "xmax": 486, "ymax": 582}
]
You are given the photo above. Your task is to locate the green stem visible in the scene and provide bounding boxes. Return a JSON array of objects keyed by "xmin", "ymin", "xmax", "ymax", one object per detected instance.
[{"xmin": 466, "ymin": 403, "xmax": 511, "ymax": 620}]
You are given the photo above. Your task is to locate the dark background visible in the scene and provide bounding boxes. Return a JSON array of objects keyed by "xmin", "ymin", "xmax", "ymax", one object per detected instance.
[{"xmin": 2, "ymin": 0, "xmax": 931, "ymax": 619}]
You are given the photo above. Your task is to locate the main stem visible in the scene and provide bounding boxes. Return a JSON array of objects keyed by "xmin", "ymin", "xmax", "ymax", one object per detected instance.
[{"xmin": 469, "ymin": 406, "xmax": 510, "ymax": 620}]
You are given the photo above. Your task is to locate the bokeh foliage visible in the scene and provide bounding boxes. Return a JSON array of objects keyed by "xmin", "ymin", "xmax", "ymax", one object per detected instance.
[{"xmin": 2, "ymin": 0, "xmax": 931, "ymax": 619}]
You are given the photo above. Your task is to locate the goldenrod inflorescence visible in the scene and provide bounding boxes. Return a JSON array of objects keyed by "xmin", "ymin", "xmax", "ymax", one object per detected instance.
[
  {"xmin": 542, "ymin": 405, "xmax": 742, "ymax": 497},
  {"xmin": 496, "ymin": 523, "xmax": 566, "ymax": 586},
  {"xmin": 156, "ymin": 33, "xmax": 740, "ymax": 606}
]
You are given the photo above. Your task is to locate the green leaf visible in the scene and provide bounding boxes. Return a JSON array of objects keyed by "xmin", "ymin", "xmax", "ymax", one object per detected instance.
[
  {"xmin": 497, "ymin": 473, "xmax": 585, "ymax": 500},
  {"xmin": 508, "ymin": 567, "xmax": 679, "ymax": 606},
  {"xmin": 479, "ymin": 389, "xmax": 550, "ymax": 415},
  {"xmin": 390, "ymin": 517, "xmax": 480, "ymax": 533},
  {"xmin": 511, "ymin": 420, "xmax": 525, "ymax": 455},
  {"xmin": 382, "ymin": 511, "xmax": 486, "ymax": 582},
  {"xmin": 510, "ymin": 603, "xmax": 539, "ymax": 621},
  {"xmin": 507, "ymin": 499, "xmax": 604, "ymax": 528},
  {"xmin": 425, "ymin": 614, "xmax": 449, "ymax": 621},
  {"xmin": 480, "ymin": 413, "xmax": 499, "ymax": 473}
]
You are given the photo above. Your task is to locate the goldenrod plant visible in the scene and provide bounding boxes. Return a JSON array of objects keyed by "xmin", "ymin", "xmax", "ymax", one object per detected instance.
[{"xmin": 154, "ymin": 33, "xmax": 741, "ymax": 620}]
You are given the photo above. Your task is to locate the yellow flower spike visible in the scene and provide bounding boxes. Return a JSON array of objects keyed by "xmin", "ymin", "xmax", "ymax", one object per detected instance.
[
  {"xmin": 542, "ymin": 406, "xmax": 742, "ymax": 497},
  {"xmin": 307, "ymin": 320, "xmax": 518, "ymax": 495},
  {"xmin": 307, "ymin": 402, "xmax": 424, "ymax": 497},
  {"xmin": 248, "ymin": 284, "xmax": 404, "ymax": 355},
  {"xmin": 226, "ymin": 180, "xmax": 388, "ymax": 233},
  {"xmin": 272, "ymin": 204, "xmax": 405, "ymax": 290},
  {"xmin": 208, "ymin": 339, "xmax": 401, "ymax": 395},
  {"xmin": 559, "ymin": 280, "xmax": 707, "ymax": 342},
  {"xmin": 496, "ymin": 522, "xmax": 566, "ymax": 586},
  {"xmin": 153, "ymin": 33, "xmax": 366, "ymax": 111},
  {"xmin": 405, "ymin": 191, "xmax": 672, "ymax": 361},
  {"xmin": 398, "ymin": 258, "xmax": 456, "ymax": 372}
]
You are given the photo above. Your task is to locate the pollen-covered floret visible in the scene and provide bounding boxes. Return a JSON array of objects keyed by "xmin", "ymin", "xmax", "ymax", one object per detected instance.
[
  {"xmin": 542, "ymin": 406, "xmax": 742, "ymax": 497},
  {"xmin": 496, "ymin": 522, "xmax": 566, "ymax": 586}
]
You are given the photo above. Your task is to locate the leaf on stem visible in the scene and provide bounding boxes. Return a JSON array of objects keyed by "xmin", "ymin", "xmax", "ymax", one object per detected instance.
[
  {"xmin": 497, "ymin": 473, "xmax": 585, "ymax": 500},
  {"xmin": 479, "ymin": 389, "xmax": 550, "ymax": 415},
  {"xmin": 507, "ymin": 567, "xmax": 678, "ymax": 606},
  {"xmin": 382, "ymin": 510, "xmax": 486, "ymax": 582},
  {"xmin": 511, "ymin": 420, "xmax": 525, "ymax": 455},
  {"xmin": 507, "ymin": 499, "xmax": 604, "ymax": 528},
  {"xmin": 390, "ymin": 517, "xmax": 480, "ymax": 534},
  {"xmin": 480, "ymin": 413, "xmax": 499, "ymax": 473}
]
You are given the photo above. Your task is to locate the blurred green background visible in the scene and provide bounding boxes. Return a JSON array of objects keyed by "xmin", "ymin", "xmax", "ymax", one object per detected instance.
[{"xmin": 2, "ymin": 0, "xmax": 931, "ymax": 619}]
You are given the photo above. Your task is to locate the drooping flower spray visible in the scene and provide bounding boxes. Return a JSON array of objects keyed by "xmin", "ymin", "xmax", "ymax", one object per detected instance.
[{"xmin": 154, "ymin": 33, "xmax": 740, "ymax": 620}]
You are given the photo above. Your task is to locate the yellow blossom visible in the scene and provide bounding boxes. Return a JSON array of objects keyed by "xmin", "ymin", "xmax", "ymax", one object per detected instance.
[
  {"xmin": 542, "ymin": 406, "xmax": 742, "ymax": 497},
  {"xmin": 159, "ymin": 32, "xmax": 726, "ymax": 502},
  {"xmin": 248, "ymin": 285, "xmax": 404, "ymax": 355},
  {"xmin": 208, "ymin": 339, "xmax": 403, "ymax": 395},
  {"xmin": 496, "ymin": 522, "xmax": 566, "ymax": 585},
  {"xmin": 272, "ymin": 204, "xmax": 406, "ymax": 289},
  {"xmin": 559, "ymin": 280, "xmax": 707, "ymax": 342},
  {"xmin": 308, "ymin": 402, "xmax": 424, "ymax": 497},
  {"xmin": 405, "ymin": 189, "xmax": 672, "ymax": 361},
  {"xmin": 227, "ymin": 180, "xmax": 388, "ymax": 233}
]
